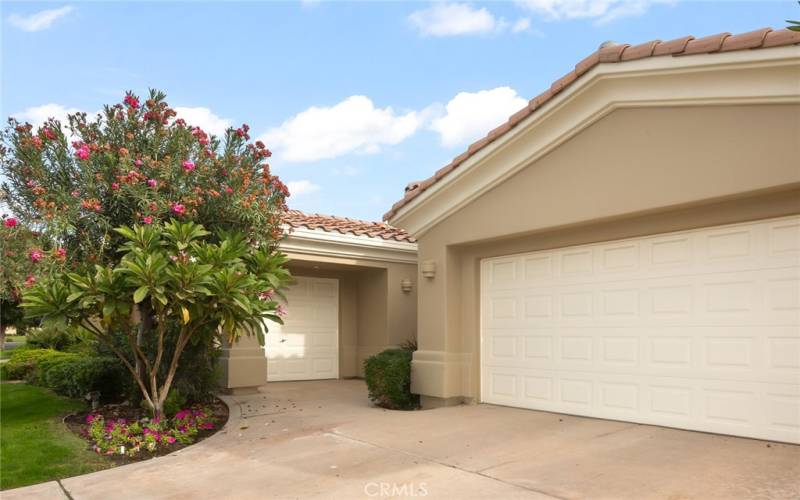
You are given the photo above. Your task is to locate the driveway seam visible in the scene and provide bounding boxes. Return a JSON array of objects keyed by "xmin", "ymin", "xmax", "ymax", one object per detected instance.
[
  {"xmin": 328, "ymin": 429, "xmax": 564, "ymax": 500},
  {"xmin": 56, "ymin": 480, "xmax": 74, "ymax": 500}
]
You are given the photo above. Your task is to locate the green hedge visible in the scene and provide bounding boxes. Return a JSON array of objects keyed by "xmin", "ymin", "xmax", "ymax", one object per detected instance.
[
  {"xmin": 363, "ymin": 348, "xmax": 419, "ymax": 410},
  {"xmin": 1, "ymin": 348, "xmax": 129, "ymax": 401}
]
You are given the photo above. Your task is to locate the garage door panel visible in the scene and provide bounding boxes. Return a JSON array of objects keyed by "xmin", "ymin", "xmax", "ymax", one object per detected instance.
[
  {"xmin": 481, "ymin": 216, "xmax": 800, "ymax": 443},
  {"xmin": 265, "ymin": 277, "xmax": 339, "ymax": 382}
]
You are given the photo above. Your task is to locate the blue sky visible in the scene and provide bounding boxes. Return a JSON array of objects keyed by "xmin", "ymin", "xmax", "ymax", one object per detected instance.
[{"xmin": 2, "ymin": 1, "xmax": 795, "ymax": 221}]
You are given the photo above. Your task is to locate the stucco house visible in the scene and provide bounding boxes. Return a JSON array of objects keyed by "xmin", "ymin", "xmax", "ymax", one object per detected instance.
[{"xmin": 223, "ymin": 27, "xmax": 800, "ymax": 445}]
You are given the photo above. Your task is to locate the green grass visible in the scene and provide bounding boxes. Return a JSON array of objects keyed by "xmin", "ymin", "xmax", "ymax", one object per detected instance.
[
  {"xmin": 4, "ymin": 336, "xmax": 26, "ymax": 343},
  {"xmin": 0, "ymin": 382, "xmax": 109, "ymax": 490}
]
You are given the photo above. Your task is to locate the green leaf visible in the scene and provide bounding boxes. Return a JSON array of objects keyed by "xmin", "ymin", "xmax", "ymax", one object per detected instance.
[{"xmin": 133, "ymin": 285, "xmax": 149, "ymax": 303}]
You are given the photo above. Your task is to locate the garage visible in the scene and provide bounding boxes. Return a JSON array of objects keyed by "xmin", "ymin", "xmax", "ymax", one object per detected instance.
[
  {"xmin": 481, "ymin": 216, "xmax": 800, "ymax": 443},
  {"xmin": 265, "ymin": 276, "xmax": 339, "ymax": 381}
]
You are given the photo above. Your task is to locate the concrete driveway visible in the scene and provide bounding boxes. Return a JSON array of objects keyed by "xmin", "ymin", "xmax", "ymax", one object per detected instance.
[{"xmin": 7, "ymin": 380, "xmax": 799, "ymax": 499}]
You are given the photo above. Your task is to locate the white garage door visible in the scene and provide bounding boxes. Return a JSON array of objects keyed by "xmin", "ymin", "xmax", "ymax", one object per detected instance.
[
  {"xmin": 481, "ymin": 216, "xmax": 800, "ymax": 443},
  {"xmin": 265, "ymin": 276, "xmax": 339, "ymax": 381}
]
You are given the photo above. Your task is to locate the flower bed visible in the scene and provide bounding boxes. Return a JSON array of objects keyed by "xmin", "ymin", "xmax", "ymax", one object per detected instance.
[{"xmin": 65, "ymin": 399, "xmax": 228, "ymax": 463}]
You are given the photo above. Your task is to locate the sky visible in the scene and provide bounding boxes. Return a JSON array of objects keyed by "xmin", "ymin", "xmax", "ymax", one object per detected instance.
[{"xmin": 2, "ymin": 1, "xmax": 796, "ymax": 222}]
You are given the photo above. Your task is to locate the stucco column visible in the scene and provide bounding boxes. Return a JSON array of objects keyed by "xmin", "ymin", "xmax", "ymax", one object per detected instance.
[
  {"xmin": 411, "ymin": 244, "xmax": 466, "ymax": 407},
  {"xmin": 218, "ymin": 333, "xmax": 267, "ymax": 394}
]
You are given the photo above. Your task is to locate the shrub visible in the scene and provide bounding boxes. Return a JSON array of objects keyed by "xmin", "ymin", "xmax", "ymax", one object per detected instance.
[
  {"xmin": 363, "ymin": 348, "xmax": 419, "ymax": 410},
  {"xmin": 26, "ymin": 325, "xmax": 80, "ymax": 350},
  {"xmin": 37, "ymin": 355, "xmax": 129, "ymax": 401},
  {"xmin": 0, "ymin": 348, "xmax": 60, "ymax": 380},
  {"xmin": 0, "ymin": 347, "xmax": 128, "ymax": 400}
]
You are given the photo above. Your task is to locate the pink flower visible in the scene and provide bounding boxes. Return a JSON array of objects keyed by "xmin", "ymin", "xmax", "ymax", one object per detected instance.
[
  {"xmin": 135, "ymin": 159, "xmax": 143, "ymax": 167},
  {"xmin": 182, "ymin": 160, "xmax": 195, "ymax": 172},
  {"xmin": 29, "ymin": 249, "xmax": 43, "ymax": 263},
  {"xmin": 55, "ymin": 248, "xmax": 67, "ymax": 258},
  {"xmin": 171, "ymin": 203, "xmax": 186, "ymax": 215},
  {"xmin": 199, "ymin": 422, "xmax": 214, "ymax": 430},
  {"xmin": 147, "ymin": 179, "xmax": 157, "ymax": 188},
  {"xmin": 124, "ymin": 95, "xmax": 140, "ymax": 109},
  {"xmin": 225, "ymin": 187, "xmax": 233, "ymax": 194},
  {"xmin": 75, "ymin": 144, "xmax": 90, "ymax": 160},
  {"xmin": 3, "ymin": 217, "xmax": 17, "ymax": 228},
  {"xmin": 26, "ymin": 180, "xmax": 38, "ymax": 188},
  {"xmin": 166, "ymin": 436, "xmax": 176, "ymax": 444},
  {"xmin": 142, "ymin": 216, "xmax": 153, "ymax": 225},
  {"xmin": 276, "ymin": 304, "xmax": 287, "ymax": 317},
  {"xmin": 42, "ymin": 127, "xmax": 56, "ymax": 140},
  {"xmin": 24, "ymin": 275, "xmax": 36, "ymax": 287},
  {"xmin": 258, "ymin": 289, "xmax": 274, "ymax": 301},
  {"xmin": 111, "ymin": 182, "xmax": 120, "ymax": 190},
  {"xmin": 32, "ymin": 136, "xmax": 43, "ymax": 148},
  {"xmin": 71, "ymin": 190, "xmax": 80, "ymax": 198}
]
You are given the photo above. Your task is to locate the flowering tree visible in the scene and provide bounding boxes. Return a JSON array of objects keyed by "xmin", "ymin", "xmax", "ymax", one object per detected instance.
[
  {"xmin": 1, "ymin": 89, "xmax": 288, "ymax": 266},
  {"xmin": 0, "ymin": 216, "xmax": 60, "ymax": 348},
  {"xmin": 1, "ymin": 90, "xmax": 292, "ymax": 408}
]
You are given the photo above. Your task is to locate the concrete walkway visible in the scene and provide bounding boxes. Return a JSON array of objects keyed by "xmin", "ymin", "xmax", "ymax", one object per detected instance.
[{"xmin": 5, "ymin": 379, "xmax": 799, "ymax": 499}]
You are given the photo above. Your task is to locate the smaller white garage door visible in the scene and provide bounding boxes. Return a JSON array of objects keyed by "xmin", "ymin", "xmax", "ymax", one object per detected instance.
[
  {"xmin": 481, "ymin": 216, "xmax": 800, "ymax": 443},
  {"xmin": 265, "ymin": 277, "xmax": 339, "ymax": 381}
]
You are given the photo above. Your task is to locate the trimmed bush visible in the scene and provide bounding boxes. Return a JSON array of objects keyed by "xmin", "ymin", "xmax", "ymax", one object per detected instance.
[
  {"xmin": 0, "ymin": 348, "xmax": 60, "ymax": 380},
  {"xmin": 1, "ymin": 347, "xmax": 129, "ymax": 400},
  {"xmin": 364, "ymin": 348, "xmax": 419, "ymax": 410},
  {"xmin": 37, "ymin": 355, "xmax": 129, "ymax": 400}
]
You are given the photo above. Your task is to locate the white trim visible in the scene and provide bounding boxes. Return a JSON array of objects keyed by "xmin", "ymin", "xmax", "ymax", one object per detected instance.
[
  {"xmin": 279, "ymin": 225, "xmax": 418, "ymax": 264},
  {"xmin": 388, "ymin": 45, "xmax": 800, "ymax": 237}
]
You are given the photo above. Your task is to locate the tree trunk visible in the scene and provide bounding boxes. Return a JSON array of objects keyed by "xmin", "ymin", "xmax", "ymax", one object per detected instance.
[
  {"xmin": 135, "ymin": 301, "xmax": 154, "ymax": 403},
  {"xmin": 0, "ymin": 323, "xmax": 6, "ymax": 352}
]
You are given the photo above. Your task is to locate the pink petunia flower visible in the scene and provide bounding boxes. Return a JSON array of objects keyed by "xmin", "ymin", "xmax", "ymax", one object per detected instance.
[
  {"xmin": 111, "ymin": 182, "xmax": 120, "ymax": 190},
  {"xmin": 147, "ymin": 179, "xmax": 157, "ymax": 188},
  {"xmin": 3, "ymin": 217, "xmax": 17, "ymax": 228},
  {"xmin": 166, "ymin": 436, "xmax": 176, "ymax": 444},
  {"xmin": 29, "ymin": 249, "xmax": 43, "ymax": 263},
  {"xmin": 171, "ymin": 203, "xmax": 186, "ymax": 215},
  {"xmin": 135, "ymin": 159, "xmax": 143, "ymax": 167},
  {"xmin": 55, "ymin": 248, "xmax": 67, "ymax": 258},
  {"xmin": 24, "ymin": 275, "xmax": 36, "ymax": 287},
  {"xmin": 142, "ymin": 216, "xmax": 153, "ymax": 225},
  {"xmin": 182, "ymin": 160, "xmax": 195, "ymax": 172}
]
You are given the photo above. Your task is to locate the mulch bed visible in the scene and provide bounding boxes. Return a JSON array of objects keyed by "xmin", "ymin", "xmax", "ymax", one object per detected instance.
[{"xmin": 63, "ymin": 398, "xmax": 228, "ymax": 465}]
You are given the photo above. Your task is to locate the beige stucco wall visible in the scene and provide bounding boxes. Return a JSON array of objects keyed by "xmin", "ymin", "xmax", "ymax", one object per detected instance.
[
  {"xmin": 288, "ymin": 255, "xmax": 418, "ymax": 378},
  {"xmin": 412, "ymin": 104, "xmax": 800, "ymax": 404}
]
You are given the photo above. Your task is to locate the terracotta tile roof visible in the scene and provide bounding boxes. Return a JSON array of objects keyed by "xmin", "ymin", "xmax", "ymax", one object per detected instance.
[
  {"xmin": 384, "ymin": 27, "xmax": 800, "ymax": 221},
  {"xmin": 283, "ymin": 210, "xmax": 417, "ymax": 243}
]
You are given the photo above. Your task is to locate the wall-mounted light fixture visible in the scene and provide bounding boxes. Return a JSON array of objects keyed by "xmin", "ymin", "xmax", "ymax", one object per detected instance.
[
  {"xmin": 400, "ymin": 278, "xmax": 413, "ymax": 293},
  {"xmin": 421, "ymin": 260, "xmax": 436, "ymax": 279}
]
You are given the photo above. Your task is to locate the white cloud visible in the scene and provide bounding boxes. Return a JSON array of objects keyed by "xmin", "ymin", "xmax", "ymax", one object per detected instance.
[
  {"xmin": 512, "ymin": 18, "xmax": 532, "ymax": 33},
  {"xmin": 8, "ymin": 5, "xmax": 74, "ymax": 32},
  {"xmin": 409, "ymin": 3, "xmax": 500, "ymax": 37},
  {"xmin": 173, "ymin": 107, "xmax": 232, "ymax": 137},
  {"xmin": 515, "ymin": 0, "xmax": 670, "ymax": 24},
  {"xmin": 286, "ymin": 180, "xmax": 321, "ymax": 196},
  {"xmin": 261, "ymin": 96, "xmax": 424, "ymax": 163},
  {"xmin": 12, "ymin": 103, "xmax": 82, "ymax": 129},
  {"xmin": 332, "ymin": 166, "xmax": 360, "ymax": 177},
  {"xmin": 431, "ymin": 87, "xmax": 527, "ymax": 147}
]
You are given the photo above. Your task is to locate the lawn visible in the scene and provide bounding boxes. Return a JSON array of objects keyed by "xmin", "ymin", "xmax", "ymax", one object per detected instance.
[{"xmin": 0, "ymin": 382, "xmax": 109, "ymax": 490}]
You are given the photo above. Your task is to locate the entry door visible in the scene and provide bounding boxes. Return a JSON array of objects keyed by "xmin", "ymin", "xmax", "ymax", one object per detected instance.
[
  {"xmin": 265, "ymin": 277, "xmax": 339, "ymax": 381},
  {"xmin": 481, "ymin": 216, "xmax": 800, "ymax": 443}
]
